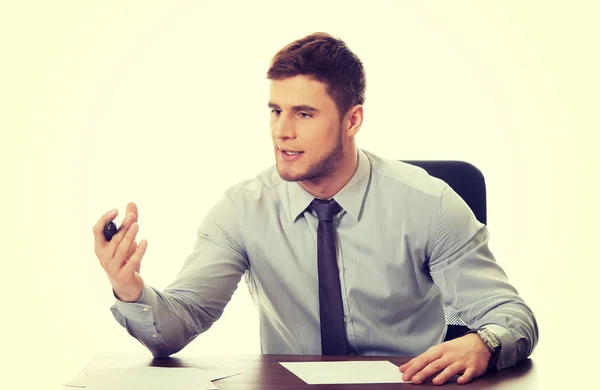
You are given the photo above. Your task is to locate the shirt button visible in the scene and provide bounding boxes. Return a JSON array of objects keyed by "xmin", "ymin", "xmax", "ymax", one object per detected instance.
[
  {"xmin": 344, "ymin": 317, "xmax": 348, "ymax": 323},
  {"xmin": 142, "ymin": 307, "xmax": 149, "ymax": 312},
  {"xmin": 151, "ymin": 334, "xmax": 158, "ymax": 338}
]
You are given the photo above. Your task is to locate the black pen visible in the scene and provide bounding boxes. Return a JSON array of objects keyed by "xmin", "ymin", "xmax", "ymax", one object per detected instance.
[{"xmin": 103, "ymin": 220, "xmax": 118, "ymax": 241}]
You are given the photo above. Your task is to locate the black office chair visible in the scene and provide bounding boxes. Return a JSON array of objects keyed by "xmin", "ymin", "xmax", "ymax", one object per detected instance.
[{"xmin": 402, "ymin": 160, "xmax": 487, "ymax": 341}]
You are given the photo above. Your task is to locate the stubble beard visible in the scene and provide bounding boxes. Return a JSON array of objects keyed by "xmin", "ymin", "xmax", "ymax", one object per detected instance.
[{"xmin": 277, "ymin": 127, "xmax": 344, "ymax": 183}]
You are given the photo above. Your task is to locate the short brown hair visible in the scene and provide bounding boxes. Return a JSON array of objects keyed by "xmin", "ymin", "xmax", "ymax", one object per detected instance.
[{"xmin": 267, "ymin": 32, "xmax": 366, "ymax": 119}]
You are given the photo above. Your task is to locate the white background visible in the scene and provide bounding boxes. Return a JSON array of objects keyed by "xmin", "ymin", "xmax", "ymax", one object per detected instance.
[{"xmin": 1, "ymin": 1, "xmax": 598, "ymax": 388}]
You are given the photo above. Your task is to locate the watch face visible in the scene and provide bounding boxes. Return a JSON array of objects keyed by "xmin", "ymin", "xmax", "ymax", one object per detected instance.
[{"xmin": 479, "ymin": 328, "xmax": 501, "ymax": 351}]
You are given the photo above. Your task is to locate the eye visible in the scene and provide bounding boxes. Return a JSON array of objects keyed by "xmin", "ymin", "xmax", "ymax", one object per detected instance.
[
  {"xmin": 298, "ymin": 112, "xmax": 311, "ymax": 119},
  {"xmin": 271, "ymin": 109, "xmax": 281, "ymax": 116}
]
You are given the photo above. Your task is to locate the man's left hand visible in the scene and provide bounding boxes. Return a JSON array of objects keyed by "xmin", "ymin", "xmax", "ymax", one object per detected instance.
[{"xmin": 398, "ymin": 333, "xmax": 492, "ymax": 385}]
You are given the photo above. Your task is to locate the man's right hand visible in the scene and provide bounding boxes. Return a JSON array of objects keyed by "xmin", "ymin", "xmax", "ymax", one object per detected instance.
[{"xmin": 93, "ymin": 202, "xmax": 148, "ymax": 302}]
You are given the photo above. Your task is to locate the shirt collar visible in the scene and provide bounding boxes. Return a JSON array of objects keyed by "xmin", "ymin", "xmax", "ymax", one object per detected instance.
[{"xmin": 287, "ymin": 148, "xmax": 372, "ymax": 222}]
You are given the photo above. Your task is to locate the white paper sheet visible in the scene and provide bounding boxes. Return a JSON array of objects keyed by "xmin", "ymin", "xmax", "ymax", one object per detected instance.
[
  {"xmin": 64, "ymin": 366, "xmax": 218, "ymax": 390},
  {"xmin": 279, "ymin": 361, "xmax": 411, "ymax": 385}
]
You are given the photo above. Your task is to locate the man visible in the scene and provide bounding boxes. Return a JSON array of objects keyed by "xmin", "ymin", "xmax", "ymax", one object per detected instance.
[{"xmin": 93, "ymin": 32, "xmax": 538, "ymax": 385}]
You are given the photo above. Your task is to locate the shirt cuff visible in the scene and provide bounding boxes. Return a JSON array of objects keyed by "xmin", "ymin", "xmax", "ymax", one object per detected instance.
[
  {"xmin": 484, "ymin": 324, "xmax": 517, "ymax": 370},
  {"xmin": 113, "ymin": 283, "xmax": 158, "ymax": 322}
]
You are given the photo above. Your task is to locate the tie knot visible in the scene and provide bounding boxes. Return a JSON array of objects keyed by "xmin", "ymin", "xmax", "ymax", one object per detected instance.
[{"xmin": 309, "ymin": 198, "xmax": 342, "ymax": 222}]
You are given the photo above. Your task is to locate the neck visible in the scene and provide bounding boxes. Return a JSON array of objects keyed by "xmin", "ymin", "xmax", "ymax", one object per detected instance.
[{"xmin": 299, "ymin": 146, "xmax": 359, "ymax": 199}]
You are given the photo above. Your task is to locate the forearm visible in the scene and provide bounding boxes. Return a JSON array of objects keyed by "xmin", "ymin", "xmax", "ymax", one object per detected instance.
[
  {"xmin": 473, "ymin": 300, "xmax": 538, "ymax": 370},
  {"xmin": 108, "ymin": 191, "xmax": 248, "ymax": 357},
  {"xmin": 110, "ymin": 283, "xmax": 207, "ymax": 358},
  {"xmin": 437, "ymin": 245, "xmax": 539, "ymax": 369},
  {"xmin": 445, "ymin": 248, "xmax": 539, "ymax": 369},
  {"xmin": 429, "ymin": 186, "xmax": 539, "ymax": 369}
]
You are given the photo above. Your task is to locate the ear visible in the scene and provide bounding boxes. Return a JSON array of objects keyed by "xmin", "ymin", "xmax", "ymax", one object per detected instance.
[{"xmin": 344, "ymin": 105, "xmax": 364, "ymax": 138}]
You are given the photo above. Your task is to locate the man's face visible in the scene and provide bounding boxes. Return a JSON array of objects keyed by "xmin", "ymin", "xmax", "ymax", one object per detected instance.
[{"xmin": 269, "ymin": 75, "xmax": 345, "ymax": 182}]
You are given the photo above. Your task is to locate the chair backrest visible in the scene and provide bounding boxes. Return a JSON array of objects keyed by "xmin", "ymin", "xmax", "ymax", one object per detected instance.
[
  {"xmin": 402, "ymin": 160, "xmax": 487, "ymax": 225},
  {"xmin": 401, "ymin": 160, "xmax": 487, "ymax": 340}
]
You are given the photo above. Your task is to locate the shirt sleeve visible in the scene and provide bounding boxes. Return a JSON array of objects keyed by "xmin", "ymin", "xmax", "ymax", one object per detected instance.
[
  {"xmin": 427, "ymin": 185, "xmax": 539, "ymax": 370},
  {"xmin": 109, "ymin": 191, "xmax": 249, "ymax": 358}
]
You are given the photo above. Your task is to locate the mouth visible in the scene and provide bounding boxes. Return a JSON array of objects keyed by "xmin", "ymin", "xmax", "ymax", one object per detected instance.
[{"xmin": 277, "ymin": 146, "xmax": 304, "ymax": 160}]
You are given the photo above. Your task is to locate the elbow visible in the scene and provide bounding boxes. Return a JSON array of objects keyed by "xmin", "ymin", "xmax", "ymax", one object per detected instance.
[
  {"xmin": 150, "ymin": 348, "xmax": 173, "ymax": 359},
  {"xmin": 146, "ymin": 343, "xmax": 178, "ymax": 359},
  {"xmin": 149, "ymin": 342, "xmax": 187, "ymax": 359},
  {"xmin": 528, "ymin": 313, "xmax": 540, "ymax": 355}
]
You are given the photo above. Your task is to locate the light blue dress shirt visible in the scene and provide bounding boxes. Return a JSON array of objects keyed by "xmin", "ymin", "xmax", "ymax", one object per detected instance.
[{"xmin": 111, "ymin": 149, "xmax": 538, "ymax": 370}]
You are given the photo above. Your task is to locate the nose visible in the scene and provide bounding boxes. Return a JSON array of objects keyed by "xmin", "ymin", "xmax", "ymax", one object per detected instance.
[{"xmin": 272, "ymin": 113, "xmax": 296, "ymax": 140}]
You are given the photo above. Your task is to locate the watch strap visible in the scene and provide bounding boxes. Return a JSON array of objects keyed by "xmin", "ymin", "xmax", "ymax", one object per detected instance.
[{"xmin": 465, "ymin": 327, "xmax": 502, "ymax": 371}]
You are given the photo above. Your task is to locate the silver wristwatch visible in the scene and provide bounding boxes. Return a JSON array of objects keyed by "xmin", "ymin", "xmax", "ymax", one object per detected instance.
[{"xmin": 468, "ymin": 327, "xmax": 502, "ymax": 369}]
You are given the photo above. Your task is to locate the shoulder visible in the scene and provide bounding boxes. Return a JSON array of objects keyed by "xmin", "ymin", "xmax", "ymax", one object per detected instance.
[
  {"xmin": 201, "ymin": 164, "xmax": 282, "ymax": 228},
  {"xmin": 362, "ymin": 149, "xmax": 448, "ymax": 200},
  {"xmin": 223, "ymin": 164, "xmax": 283, "ymax": 204}
]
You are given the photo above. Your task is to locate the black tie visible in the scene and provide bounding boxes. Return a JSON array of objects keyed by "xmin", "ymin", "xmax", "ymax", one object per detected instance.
[{"xmin": 309, "ymin": 198, "xmax": 348, "ymax": 355}]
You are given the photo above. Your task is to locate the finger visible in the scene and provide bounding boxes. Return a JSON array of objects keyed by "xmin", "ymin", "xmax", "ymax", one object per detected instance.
[
  {"xmin": 399, "ymin": 357, "xmax": 416, "ymax": 373},
  {"xmin": 106, "ymin": 212, "xmax": 137, "ymax": 257},
  {"xmin": 122, "ymin": 239, "xmax": 147, "ymax": 276},
  {"xmin": 411, "ymin": 358, "xmax": 451, "ymax": 385},
  {"xmin": 401, "ymin": 349, "xmax": 442, "ymax": 381},
  {"xmin": 126, "ymin": 240, "xmax": 138, "ymax": 260},
  {"xmin": 92, "ymin": 209, "xmax": 119, "ymax": 255},
  {"xmin": 129, "ymin": 241, "xmax": 142, "ymax": 273},
  {"xmin": 108, "ymin": 222, "xmax": 139, "ymax": 275},
  {"xmin": 457, "ymin": 368, "xmax": 476, "ymax": 385},
  {"xmin": 432, "ymin": 362, "xmax": 465, "ymax": 386},
  {"xmin": 93, "ymin": 209, "xmax": 118, "ymax": 243},
  {"xmin": 126, "ymin": 202, "xmax": 138, "ymax": 221}
]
